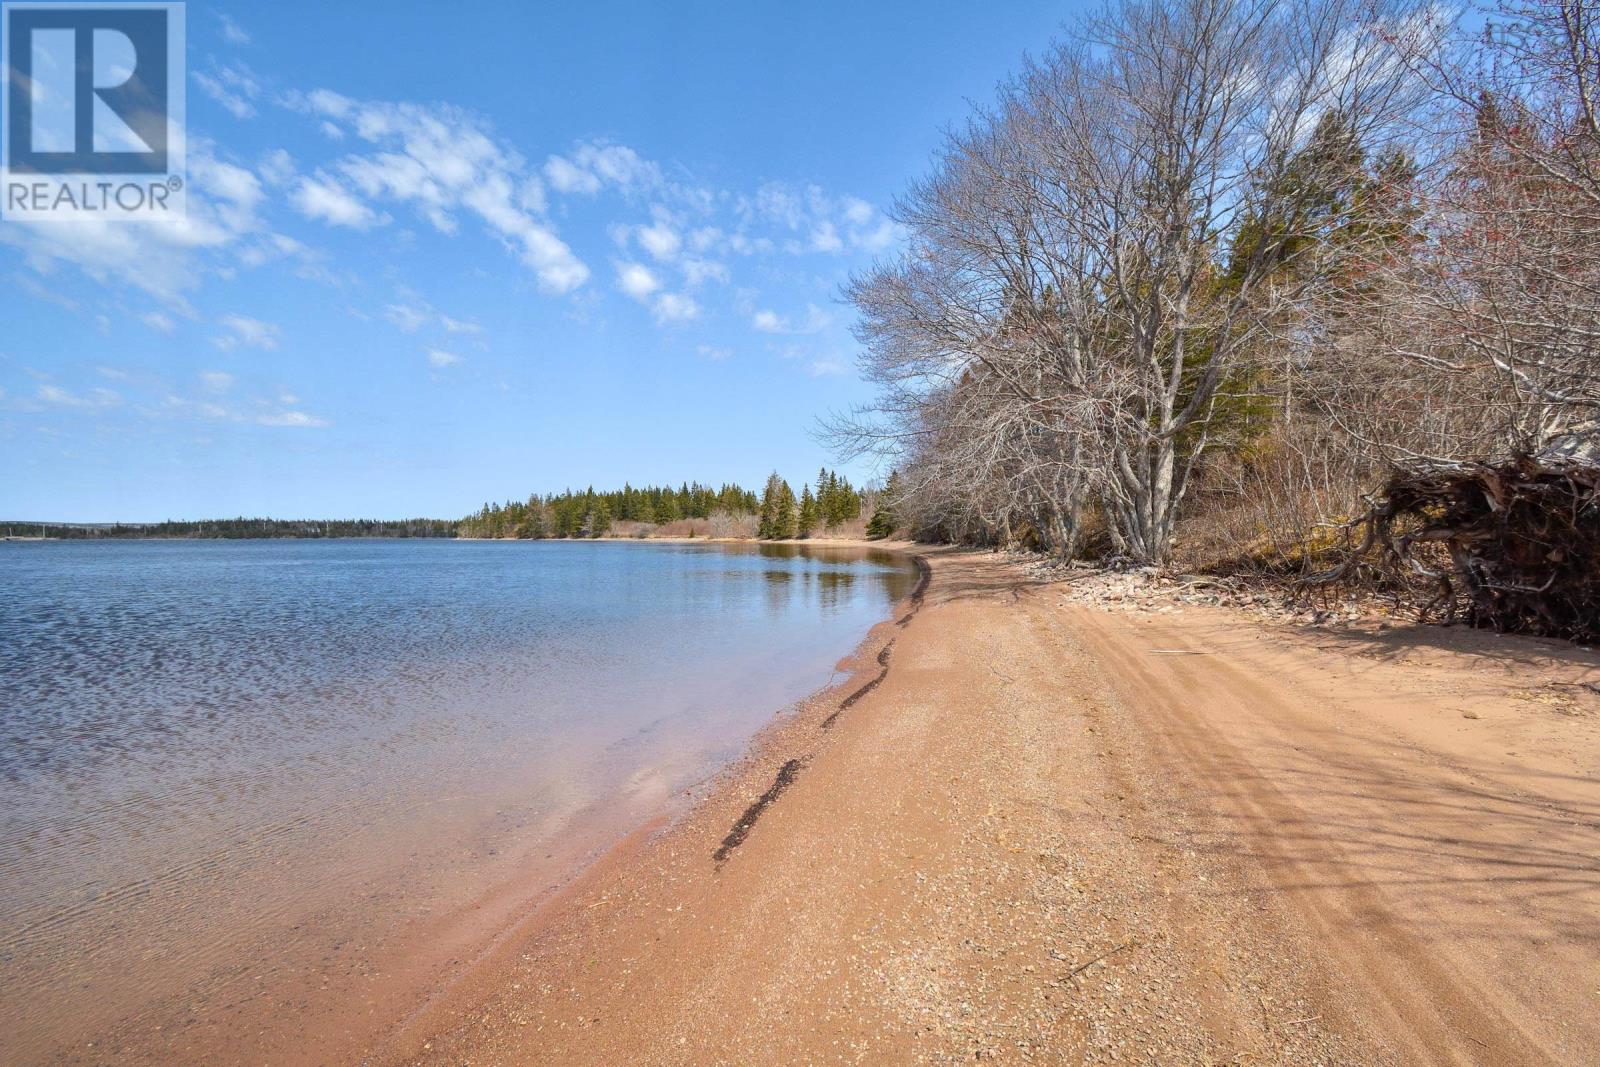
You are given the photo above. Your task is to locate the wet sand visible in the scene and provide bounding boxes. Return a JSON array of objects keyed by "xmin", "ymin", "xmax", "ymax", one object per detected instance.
[{"xmin": 376, "ymin": 547, "xmax": 1600, "ymax": 1065}]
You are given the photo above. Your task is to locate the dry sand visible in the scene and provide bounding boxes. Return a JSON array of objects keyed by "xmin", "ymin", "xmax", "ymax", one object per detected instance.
[{"xmin": 374, "ymin": 547, "xmax": 1599, "ymax": 1066}]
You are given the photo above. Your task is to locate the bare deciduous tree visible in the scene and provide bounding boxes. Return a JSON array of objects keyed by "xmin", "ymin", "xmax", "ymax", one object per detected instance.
[{"xmin": 833, "ymin": 0, "xmax": 1434, "ymax": 564}]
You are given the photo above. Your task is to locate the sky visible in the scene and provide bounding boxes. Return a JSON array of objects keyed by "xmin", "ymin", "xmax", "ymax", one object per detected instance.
[{"xmin": 1, "ymin": 0, "xmax": 1072, "ymax": 522}]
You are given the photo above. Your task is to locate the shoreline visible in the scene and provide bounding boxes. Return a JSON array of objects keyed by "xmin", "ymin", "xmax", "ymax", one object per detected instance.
[
  {"xmin": 375, "ymin": 547, "xmax": 1600, "ymax": 1066},
  {"xmin": 367, "ymin": 538, "xmax": 931, "ymax": 1062},
  {"xmin": 10, "ymin": 539, "xmax": 922, "ymax": 1067}
]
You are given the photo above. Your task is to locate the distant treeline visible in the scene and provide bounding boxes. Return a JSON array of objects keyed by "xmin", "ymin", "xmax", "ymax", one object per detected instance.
[
  {"xmin": 12, "ymin": 471, "xmax": 888, "ymax": 543},
  {"xmin": 461, "ymin": 471, "xmax": 881, "ymax": 539},
  {"xmin": 461, "ymin": 482, "xmax": 757, "ymax": 539},
  {"xmin": 6, "ymin": 518, "xmax": 459, "ymax": 539}
]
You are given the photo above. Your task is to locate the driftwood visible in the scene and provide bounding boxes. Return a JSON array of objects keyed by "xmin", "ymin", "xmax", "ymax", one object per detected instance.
[{"xmin": 1311, "ymin": 434, "xmax": 1600, "ymax": 642}]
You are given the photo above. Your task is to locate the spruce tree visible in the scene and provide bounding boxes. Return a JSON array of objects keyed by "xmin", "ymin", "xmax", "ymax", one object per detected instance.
[
  {"xmin": 797, "ymin": 485, "xmax": 818, "ymax": 538},
  {"xmin": 757, "ymin": 471, "xmax": 784, "ymax": 538},
  {"xmin": 866, "ymin": 471, "xmax": 901, "ymax": 539},
  {"xmin": 773, "ymin": 480, "xmax": 798, "ymax": 539}
]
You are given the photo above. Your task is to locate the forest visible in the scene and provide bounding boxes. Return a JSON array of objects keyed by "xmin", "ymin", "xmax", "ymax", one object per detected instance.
[
  {"xmin": 457, "ymin": 470, "xmax": 877, "ymax": 540},
  {"xmin": 828, "ymin": 0, "xmax": 1600, "ymax": 638}
]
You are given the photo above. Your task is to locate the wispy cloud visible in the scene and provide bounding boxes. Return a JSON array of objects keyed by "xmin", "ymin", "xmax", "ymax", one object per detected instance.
[
  {"xmin": 383, "ymin": 298, "xmax": 486, "ymax": 341},
  {"xmin": 213, "ymin": 314, "xmax": 281, "ymax": 350},
  {"xmin": 385, "ymin": 302, "xmax": 430, "ymax": 332},
  {"xmin": 291, "ymin": 172, "xmax": 383, "ymax": 229},
  {"xmin": 651, "ymin": 292, "xmax": 700, "ymax": 323},
  {"xmin": 37, "ymin": 384, "xmax": 121, "ymax": 409},
  {"xmin": 543, "ymin": 141, "xmax": 661, "ymax": 197},
  {"xmin": 615, "ymin": 261, "xmax": 698, "ymax": 324},
  {"xmin": 287, "ymin": 92, "xmax": 590, "ymax": 293},
  {"xmin": 219, "ymin": 13, "xmax": 250, "ymax": 45},
  {"xmin": 426, "ymin": 348, "xmax": 462, "ymax": 367},
  {"xmin": 194, "ymin": 63, "xmax": 261, "ymax": 119},
  {"xmin": 752, "ymin": 303, "xmax": 831, "ymax": 334},
  {"xmin": 0, "ymin": 146, "xmax": 292, "ymax": 303},
  {"xmin": 441, "ymin": 315, "xmax": 483, "ymax": 335},
  {"xmin": 256, "ymin": 409, "xmax": 329, "ymax": 428}
]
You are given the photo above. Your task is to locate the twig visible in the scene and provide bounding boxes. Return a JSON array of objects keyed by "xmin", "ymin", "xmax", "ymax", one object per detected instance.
[{"xmin": 1062, "ymin": 940, "xmax": 1138, "ymax": 981}]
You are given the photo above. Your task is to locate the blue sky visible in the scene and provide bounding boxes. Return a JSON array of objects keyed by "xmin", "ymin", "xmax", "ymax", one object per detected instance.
[{"xmin": 2, "ymin": 1, "xmax": 1070, "ymax": 522}]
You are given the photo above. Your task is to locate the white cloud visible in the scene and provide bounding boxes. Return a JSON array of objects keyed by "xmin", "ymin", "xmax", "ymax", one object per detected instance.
[
  {"xmin": 385, "ymin": 302, "xmax": 430, "ymax": 332},
  {"xmin": 681, "ymin": 257, "xmax": 728, "ymax": 287},
  {"xmin": 219, "ymin": 14, "xmax": 250, "ymax": 45},
  {"xmin": 853, "ymin": 217, "xmax": 901, "ymax": 252},
  {"xmin": 809, "ymin": 221, "xmax": 844, "ymax": 253},
  {"xmin": 194, "ymin": 64, "xmax": 261, "ymax": 119},
  {"xmin": 697, "ymin": 344, "xmax": 732, "ymax": 361},
  {"xmin": 380, "ymin": 299, "xmax": 485, "ymax": 340},
  {"xmin": 200, "ymin": 370, "xmax": 234, "ymax": 392},
  {"xmin": 616, "ymin": 261, "xmax": 662, "ymax": 300},
  {"xmin": 256, "ymin": 410, "xmax": 329, "ymax": 428},
  {"xmin": 636, "ymin": 218, "xmax": 682, "ymax": 261},
  {"xmin": 0, "ymin": 146, "xmax": 275, "ymax": 303},
  {"xmin": 199, "ymin": 156, "xmax": 264, "ymax": 217},
  {"xmin": 294, "ymin": 94, "xmax": 589, "ymax": 292},
  {"xmin": 651, "ymin": 292, "xmax": 699, "ymax": 323},
  {"xmin": 615, "ymin": 261, "xmax": 695, "ymax": 324},
  {"xmin": 38, "ymin": 385, "xmax": 121, "ymax": 409},
  {"xmin": 141, "ymin": 311, "xmax": 176, "ymax": 333},
  {"xmin": 291, "ymin": 173, "xmax": 382, "ymax": 229},
  {"xmin": 303, "ymin": 88, "xmax": 353, "ymax": 118},
  {"xmin": 543, "ymin": 155, "xmax": 599, "ymax": 195},
  {"xmin": 543, "ymin": 141, "xmax": 660, "ymax": 197},
  {"xmin": 752, "ymin": 303, "xmax": 831, "ymax": 335},
  {"xmin": 441, "ymin": 315, "xmax": 483, "ymax": 335},
  {"xmin": 734, "ymin": 181, "xmax": 900, "ymax": 256},
  {"xmin": 214, "ymin": 314, "xmax": 280, "ymax": 350},
  {"xmin": 808, "ymin": 359, "xmax": 847, "ymax": 377},
  {"xmin": 426, "ymin": 347, "xmax": 462, "ymax": 367},
  {"xmin": 258, "ymin": 148, "xmax": 295, "ymax": 186}
]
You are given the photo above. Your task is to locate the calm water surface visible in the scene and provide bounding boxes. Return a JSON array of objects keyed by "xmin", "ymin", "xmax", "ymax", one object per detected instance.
[{"xmin": 0, "ymin": 538, "xmax": 914, "ymax": 1064}]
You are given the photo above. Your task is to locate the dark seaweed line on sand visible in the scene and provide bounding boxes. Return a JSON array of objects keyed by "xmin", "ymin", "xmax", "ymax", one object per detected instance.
[
  {"xmin": 821, "ymin": 639, "xmax": 894, "ymax": 729},
  {"xmin": 826, "ymin": 553, "xmax": 930, "ymax": 728},
  {"xmin": 897, "ymin": 555, "xmax": 932, "ymax": 627},
  {"xmin": 715, "ymin": 554, "xmax": 932, "ymax": 864},
  {"xmin": 713, "ymin": 758, "xmax": 808, "ymax": 863}
]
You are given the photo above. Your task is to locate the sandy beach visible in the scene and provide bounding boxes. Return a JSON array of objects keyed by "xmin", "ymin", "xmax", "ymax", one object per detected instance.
[{"xmin": 368, "ymin": 546, "xmax": 1600, "ymax": 1066}]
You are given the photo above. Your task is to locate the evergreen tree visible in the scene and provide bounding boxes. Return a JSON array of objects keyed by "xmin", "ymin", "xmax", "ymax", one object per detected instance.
[
  {"xmin": 757, "ymin": 472, "xmax": 782, "ymax": 538},
  {"xmin": 587, "ymin": 499, "xmax": 612, "ymax": 538},
  {"xmin": 757, "ymin": 472, "xmax": 799, "ymax": 539},
  {"xmin": 866, "ymin": 472, "xmax": 900, "ymax": 539},
  {"xmin": 797, "ymin": 485, "xmax": 819, "ymax": 538},
  {"xmin": 457, "ymin": 477, "xmax": 769, "ymax": 538},
  {"xmin": 772, "ymin": 479, "xmax": 798, "ymax": 539}
]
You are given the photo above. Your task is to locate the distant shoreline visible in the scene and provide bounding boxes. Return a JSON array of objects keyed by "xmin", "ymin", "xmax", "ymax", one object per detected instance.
[{"xmin": 5, "ymin": 532, "xmax": 899, "ymax": 545}]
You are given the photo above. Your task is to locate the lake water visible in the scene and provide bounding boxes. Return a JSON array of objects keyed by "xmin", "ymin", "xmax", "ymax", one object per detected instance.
[{"xmin": 0, "ymin": 538, "xmax": 915, "ymax": 1065}]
